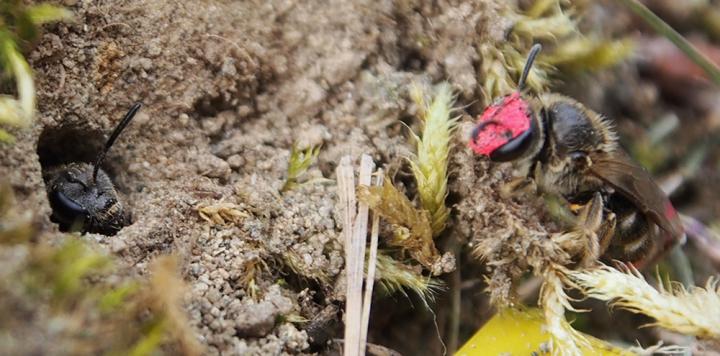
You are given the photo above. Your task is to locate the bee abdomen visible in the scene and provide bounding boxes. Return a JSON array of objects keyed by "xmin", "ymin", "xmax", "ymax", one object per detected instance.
[
  {"xmin": 602, "ymin": 194, "xmax": 656, "ymax": 264},
  {"xmin": 614, "ymin": 211, "xmax": 648, "ymax": 245},
  {"xmin": 604, "ymin": 230, "xmax": 656, "ymax": 264}
]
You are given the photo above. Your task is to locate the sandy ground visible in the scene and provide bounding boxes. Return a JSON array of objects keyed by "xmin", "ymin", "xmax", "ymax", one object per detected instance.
[
  {"xmin": 0, "ymin": 1, "xmax": 525, "ymax": 354},
  {"xmin": 5, "ymin": 0, "xmax": 717, "ymax": 355}
]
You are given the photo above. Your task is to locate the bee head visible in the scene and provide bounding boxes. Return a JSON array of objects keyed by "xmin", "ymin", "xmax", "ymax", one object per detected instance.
[
  {"xmin": 469, "ymin": 92, "xmax": 536, "ymax": 161},
  {"xmin": 469, "ymin": 44, "xmax": 541, "ymax": 162},
  {"xmin": 48, "ymin": 167, "xmax": 92, "ymax": 229},
  {"xmin": 47, "ymin": 103, "xmax": 141, "ymax": 235}
]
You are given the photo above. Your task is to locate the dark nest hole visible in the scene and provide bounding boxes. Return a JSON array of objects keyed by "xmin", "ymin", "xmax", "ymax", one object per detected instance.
[{"xmin": 36, "ymin": 121, "xmax": 134, "ymax": 235}]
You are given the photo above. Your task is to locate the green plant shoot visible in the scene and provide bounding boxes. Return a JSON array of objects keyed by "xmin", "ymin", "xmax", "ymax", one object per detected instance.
[
  {"xmin": 281, "ymin": 144, "xmax": 321, "ymax": 192},
  {"xmin": 0, "ymin": 1, "xmax": 72, "ymax": 142}
]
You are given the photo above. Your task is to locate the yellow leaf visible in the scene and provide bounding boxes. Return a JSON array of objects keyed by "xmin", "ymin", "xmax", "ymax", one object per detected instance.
[{"xmin": 456, "ymin": 308, "xmax": 633, "ymax": 356}]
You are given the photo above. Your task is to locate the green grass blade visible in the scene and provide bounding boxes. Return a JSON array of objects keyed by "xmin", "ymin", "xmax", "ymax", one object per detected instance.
[{"xmin": 617, "ymin": 0, "xmax": 720, "ymax": 86}]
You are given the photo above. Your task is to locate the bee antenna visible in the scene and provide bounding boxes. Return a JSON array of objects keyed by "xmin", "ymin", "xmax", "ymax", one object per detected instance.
[
  {"xmin": 518, "ymin": 43, "xmax": 542, "ymax": 91},
  {"xmin": 93, "ymin": 103, "xmax": 142, "ymax": 182}
]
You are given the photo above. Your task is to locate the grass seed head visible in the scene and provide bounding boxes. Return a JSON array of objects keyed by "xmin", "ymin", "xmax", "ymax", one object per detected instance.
[
  {"xmin": 479, "ymin": 0, "xmax": 632, "ymax": 104},
  {"xmin": 568, "ymin": 264, "xmax": 720, "ymax": 340},
  {"xmin": 545, "ymin": 37, "xmax": 635, "ymax": 71},
  {"xmin": 24, "ymin": 239, "xmax": 111, "ymax": 304},
  {"xmin": 540, "ymin": 265, "xmax": 590, "ymax": 356},
  {"xmin": 408, "ymin": 82, "xmax": 458, "ymax": 237},
  {"xmin": 374, "ymin": 252, "xmax": 443, "ymax": 305}
]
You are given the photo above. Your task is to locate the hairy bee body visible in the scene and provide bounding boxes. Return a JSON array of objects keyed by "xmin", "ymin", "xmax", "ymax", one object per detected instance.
[
  {"xmin": 512, "ymin": 95, "xmax": 611, "ymax": 198},
  {"xmin": 46, "ymin": 162, "xmax": 129, "ymax": 235},
  {"xmin": 470, "ymin": 44, "xmax": 682, "ymax": 268},
  {"xmin": 514, "ymin": 94, "xmax": 677, "ymax": 266}
]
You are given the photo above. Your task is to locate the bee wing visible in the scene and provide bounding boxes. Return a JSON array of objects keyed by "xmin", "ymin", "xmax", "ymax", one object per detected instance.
[{"xmin": 588, "ymin": 152, "xmax": 684, "ymax": 240}]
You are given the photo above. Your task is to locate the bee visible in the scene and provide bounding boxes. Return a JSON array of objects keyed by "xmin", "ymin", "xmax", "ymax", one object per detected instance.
[
  {"xmin": 468, "ymin": 44, "xmax": 684, "ymax": 268},
  {"xmin": 45, "ymin": 103, "xmax": 142, "ymax": 235}
]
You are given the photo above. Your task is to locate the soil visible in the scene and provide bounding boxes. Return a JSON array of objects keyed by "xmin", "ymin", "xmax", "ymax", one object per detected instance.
[
  {"xmin": 3, "ymin": 1, "xmax": 505, "ymax": 354},
  {"xmin": 2, "ymin": 0, "xmax": 720, "ymax": 355}
]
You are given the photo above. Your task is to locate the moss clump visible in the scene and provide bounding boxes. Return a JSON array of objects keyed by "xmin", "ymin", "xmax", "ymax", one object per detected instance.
[
  {"xmin": 0, "ymin": 185, "xmax": 201, "ymax": 355},
  {"xmin": 480, "ymin": 0, "xmax": 632, "ymax": 104},
  {"xmin": 357, "ymin": 178, "xmax": 440, "ymax": 272}
]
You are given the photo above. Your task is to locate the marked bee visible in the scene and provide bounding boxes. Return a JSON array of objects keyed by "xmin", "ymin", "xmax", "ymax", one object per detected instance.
[
  {"xmin": 469, "ymin": 44, "xmax": 684, "ymax": 268},
  {"xmin": 45, "ymin": 103, "xmax": 142, "ymax": 235}
]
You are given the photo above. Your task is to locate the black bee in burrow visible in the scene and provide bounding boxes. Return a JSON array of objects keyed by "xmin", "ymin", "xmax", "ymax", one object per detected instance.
[
  {"xmin": 45, "ymin": 103, "xmax": 141, "ymax": 235},
  {"xmin": 469, "ymin": 44, "xmax": 684, "ymax": 268}
]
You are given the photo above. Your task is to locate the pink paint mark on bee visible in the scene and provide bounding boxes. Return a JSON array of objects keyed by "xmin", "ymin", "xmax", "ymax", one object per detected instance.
[
  {"xmin": 664, "ymin": 200, "xmax": 679, "ymax": 221},
  {"xmin": 662, "ymin": 200, "xmax": 685, "ymax": 245},
  {"xmin": 469, "ymin": 92, "xmax": 532, "ymax": 156}
]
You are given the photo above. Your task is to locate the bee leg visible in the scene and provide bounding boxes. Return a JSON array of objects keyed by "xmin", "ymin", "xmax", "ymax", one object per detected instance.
[
  {"xmin": 576, "ymin": 193, "xmax": 605, "ymax": 265},
  {"xmin": 500, "ymin": 177, "xmax": 538, "ymax": 199},
  {"xmin": 553, "ymin": 193, "xmax": 606, "ymax": 266},
  {"xmin": 597, "ymin": 211, "xmax": 616, "ymax": 256}
]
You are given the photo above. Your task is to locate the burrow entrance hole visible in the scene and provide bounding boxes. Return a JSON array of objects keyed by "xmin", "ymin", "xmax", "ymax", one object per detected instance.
[{"xmin": 37, "ymin": 122, "xmax": 133, "ymax": 235}]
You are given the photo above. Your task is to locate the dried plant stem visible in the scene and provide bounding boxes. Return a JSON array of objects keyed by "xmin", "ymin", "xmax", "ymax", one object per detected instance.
[
  {"xmin": 447, "ymin": 243, "xmax": 461, "ymax": 354},
  {"xmin": 617, "ymin": 0, "xmax": 720, "ymax": 85},
  {"xmin": 147, "ymin": 255, "xmax": 203, "ymax": 356},
  {"xmin": 339, "ymin": 155, "xmax": 376, "ymax": 356},
  {"xmin": 337, "ymin": 156, "xmax": 360, "ymax": 356},
  {"xmin": 682, "ymin": 214, "xmax": 720, "ymax": 266},
  {"xmin": 360, "ymin": 171, "xmax": 383, "ymax": 352}
]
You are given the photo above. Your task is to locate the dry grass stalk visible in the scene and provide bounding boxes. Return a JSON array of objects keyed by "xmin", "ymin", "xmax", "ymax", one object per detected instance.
[
  {"xmin": 479, "ymin": 0, "xmax": 632, "ymax": 104},
  {"xmin": 408, "ymin": 82, "xmax": 457, "ymax": 237},
  {"xmin": 144, "ymin": 255, "xmax": 203, "ymax": 356},
  {"xmin": 567, "ymin": 264, "xmax": 720, "ymax": 340},
  {"xmin": 337, "ymin": 155, "xmax": 360, "ymax": 356},
  {"xmin": 360, "ymin": 171, "xmax": 383, "ymax": 351},
  {"xmin": 356, "ymin": 178, "xmax": 440, "ymax": 272},
  {"xmin": 348, "ymin": 154, "xmax": 374, "ymax": 356}
]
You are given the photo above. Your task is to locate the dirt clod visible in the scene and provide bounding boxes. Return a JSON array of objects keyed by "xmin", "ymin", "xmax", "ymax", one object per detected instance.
[{"xmin": 234, "ymin": 285, "xmax": 294, "ymax": 338}]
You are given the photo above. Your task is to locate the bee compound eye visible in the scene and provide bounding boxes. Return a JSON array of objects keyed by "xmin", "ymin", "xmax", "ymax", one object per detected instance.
[
  {"xmin": 49, "ymin": 189, "xmax": 89, "ymax": 223},
  {"xmin": 489, "ymin": 123, "xmax": 536, "ymax": 162}
]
